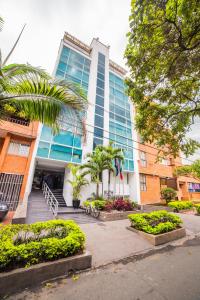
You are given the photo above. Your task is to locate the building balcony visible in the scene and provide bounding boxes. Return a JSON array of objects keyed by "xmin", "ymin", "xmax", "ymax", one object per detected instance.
[{"xmin": 0, "ymin": 116, "xmax": 38, "ymax": 139}]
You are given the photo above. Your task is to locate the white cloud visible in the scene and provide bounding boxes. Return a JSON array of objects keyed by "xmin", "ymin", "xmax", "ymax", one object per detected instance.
[{"xmin": 0, "ymin": 0, "xmax": 131, "ymax": 74}]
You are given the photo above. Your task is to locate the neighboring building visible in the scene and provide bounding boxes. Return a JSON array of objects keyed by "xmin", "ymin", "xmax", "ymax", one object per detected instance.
[
  {"xmin": 138, "ymin": 139, "xmax": 200, "ymax": 204},
  {"xmin": 0, "ymin": 116, "xmax": 39, "ymax": 211}
]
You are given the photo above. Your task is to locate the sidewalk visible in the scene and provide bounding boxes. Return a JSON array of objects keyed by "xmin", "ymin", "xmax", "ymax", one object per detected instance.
[{"xmin": 80, "ymin": 214, "xmax": 200, "ymax": 267}]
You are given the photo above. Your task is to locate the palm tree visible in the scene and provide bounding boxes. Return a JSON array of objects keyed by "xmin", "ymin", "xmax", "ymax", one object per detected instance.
[
  {"xmin": 99, "ymin": 142, "xmax": 124, "ymax": 196},
  {"xmin": 0, "ymin": 17, "xmax": 87, "ymax": 130},
  {"xmin": 81, "ymin": 146, "xmax": 113, "ymax": 198},
  {"xmin": 68, "ymin": 164, "xmax": 89, "ymax": 207}
]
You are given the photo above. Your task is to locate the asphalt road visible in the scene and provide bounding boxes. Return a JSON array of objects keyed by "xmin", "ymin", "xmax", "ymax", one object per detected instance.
[{"xmin": 9, "ymin": 237, "xmax": 200, "ymax": 300}]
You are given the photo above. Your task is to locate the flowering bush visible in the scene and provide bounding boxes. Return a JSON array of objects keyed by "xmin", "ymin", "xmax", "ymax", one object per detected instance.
[
  {"xmin": 83, "ymin": 198, "xmax": 136, "ymax": 212},
  {"xmin": 104, "ymin": 201, "xmax": 114, "ymax": 212},
  {"xmin": 113, "ymin": 198, "xmax": 133, "ymax": 211}
]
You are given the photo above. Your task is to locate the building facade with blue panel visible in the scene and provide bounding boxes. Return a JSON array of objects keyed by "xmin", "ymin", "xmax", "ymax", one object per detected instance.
[{"xmin": 32, "ymin": 33, "xmax": 140, "ymax": 205}]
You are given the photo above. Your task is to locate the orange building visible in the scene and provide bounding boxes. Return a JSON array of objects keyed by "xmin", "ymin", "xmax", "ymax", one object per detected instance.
[
  {"xmin": 0, "ymin": 116, "xmax": 39, "ymax": 212},
  {"xmin": 138, "ymin": 140, "xmax": 200, "ymax": 204}
]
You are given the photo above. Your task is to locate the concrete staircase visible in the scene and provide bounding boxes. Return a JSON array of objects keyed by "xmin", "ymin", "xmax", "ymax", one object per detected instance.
[{"xmin": 52, "ymin": 189, "xmax": 67, "ymax": 207}]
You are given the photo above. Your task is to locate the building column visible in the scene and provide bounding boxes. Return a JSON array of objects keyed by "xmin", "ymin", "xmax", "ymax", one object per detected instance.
[
  {"xmin": 19, "ymin": 139, "xmax": 36, "ymax": 202},
  {"xmin": 63, "ymin": 167, "xmax": 73, "ymax": 206},
  {"xmin": 0, "ymin": 134, "xmax": 11, "ymax": 171}
]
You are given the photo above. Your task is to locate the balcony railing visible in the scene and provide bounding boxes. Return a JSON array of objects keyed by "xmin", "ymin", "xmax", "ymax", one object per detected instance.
[{"xmin": 3, "ymin": 116, "xmax": 30, "ymax": 127}]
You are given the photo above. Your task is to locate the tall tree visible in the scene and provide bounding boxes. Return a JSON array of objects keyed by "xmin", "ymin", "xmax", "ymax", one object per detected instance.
[
  {"xmin": 0, "ymin": 17, "xmax": 87, "ymax": 130},
  {"xmin": 125, "ymin": 0, "xmax": 200, "ymax": 157},
  {"xmin": 175, "ymin": 159, "xmax": 200, "ymax": 179}
]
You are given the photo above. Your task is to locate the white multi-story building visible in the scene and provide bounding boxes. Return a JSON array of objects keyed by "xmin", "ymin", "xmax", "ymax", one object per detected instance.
[{"xmin": 25, "ymin": 33, "xmax": 141, "ymax": 207}]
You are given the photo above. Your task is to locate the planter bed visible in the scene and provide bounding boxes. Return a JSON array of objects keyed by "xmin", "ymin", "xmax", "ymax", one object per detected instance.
[
  {"xmin": 128, "ymin": 210, "xmax": 186, "ymax": 246},
  {"xmin": 98, "ymin": 210, "xmax": 141, "ymax": 222},
  {"xmin": 0, "ymin": 251, "xmax": 92, "ymax": 297},
  {"xmin": 127, "ymin": 226, "xmax": 186, "ymax": 246},
  {"xmin": 142, "ymin": 204, "xmax": 173, "ymax": 213},
  {"xmin": 177, "ymin": 208, "xmax": 195, "ymax": 214}
]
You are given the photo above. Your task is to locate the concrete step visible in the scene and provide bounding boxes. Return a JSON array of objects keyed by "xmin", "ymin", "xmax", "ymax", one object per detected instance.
[{"xmin": 58, "ymin": 207, "xmax": 85, "ymax": 214}]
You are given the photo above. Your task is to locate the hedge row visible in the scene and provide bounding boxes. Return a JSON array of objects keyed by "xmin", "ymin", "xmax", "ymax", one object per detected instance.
[
  {"xmin": 128, "ymin": 210, "xmax": 182, "ymax": 235},
  {"xmin": 168, "ymin": 201, "xmax": 193, "ymax": 212},
  {"xmin": 0, "ymin": 220, "xmax": 85, "ymax": 272}
]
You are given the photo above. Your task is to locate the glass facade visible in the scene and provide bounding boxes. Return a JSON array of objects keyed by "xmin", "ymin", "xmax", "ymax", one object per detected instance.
[
  {"xmin": 37, "ymin": 126, "xmax": 82, "ymax": 163},
  {"xmin": 55, "ymin": 46, "xmax": 91, "ymax": 94},
  {"xmin": 37, "ymin": 45, "xmax": 91, "ymax": 163},
  {"xmin": 109, "ymin": 72, "xmax": 134, "ymax": 172},
  {"xmin": 93, "ymin": 52, "xmax": 105, "ymax": 148}
]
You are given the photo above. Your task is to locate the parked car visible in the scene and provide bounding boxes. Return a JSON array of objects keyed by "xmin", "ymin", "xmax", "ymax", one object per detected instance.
[{"xmin": 0, "ymin": 192, "xmax": 9, "ymax": 221}]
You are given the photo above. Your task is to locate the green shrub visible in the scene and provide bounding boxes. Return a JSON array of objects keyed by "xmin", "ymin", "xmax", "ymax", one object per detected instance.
[
  {"xmin": 0, "ymin": 220, "xmax": 85, "ymax": 272},
  {"xmin": 128, "ymin": 210, "xmax": 182, "ymax": 235},
  {"xmin": 168, "ymin": 201, "xmax": 193, "ymax": 212},
  {"xmin": 161, "ymin": 187, "xmax": 177, "ymax": 203},
  {"xmin": 195, "ymin": 204, "xmax": 200, "ymax": 215},
  {"xmin": 82, "ymin": 200, "xmax": 90, "ymax": 208},
  {"xmin": 91, "ymin": 200, "xmax": 106, "ymax": 210}
]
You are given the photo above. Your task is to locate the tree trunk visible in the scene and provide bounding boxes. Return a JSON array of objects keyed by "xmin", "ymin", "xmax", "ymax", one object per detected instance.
[
  {"xmin": 96, "ymin": 183, "xmax": 99, "ymax": 198},
  {"xmin": 108, "ymin": 170, "xmax": 111, "ymax": 199}
]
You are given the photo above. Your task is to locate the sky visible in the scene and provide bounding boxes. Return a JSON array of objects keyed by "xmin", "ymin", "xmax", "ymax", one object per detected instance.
[
  {"xmin": 0, "ymin": 0, "xmax": 131, "ymax": 74},
  {"xmin": 0, "ymin": 0, "xmax": 199, "ymax": 163}
]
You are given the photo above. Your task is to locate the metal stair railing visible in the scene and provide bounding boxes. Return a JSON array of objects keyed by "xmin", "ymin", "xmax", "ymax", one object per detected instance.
[{"xmin": 42, "ymin": 182, "xmax": 58, "ymax": 216}]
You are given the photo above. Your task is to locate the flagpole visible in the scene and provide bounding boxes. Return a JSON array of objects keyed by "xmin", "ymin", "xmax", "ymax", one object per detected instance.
[{"xmin": 123, "ymin": 173, "xmax": 124, "ymax": 200}]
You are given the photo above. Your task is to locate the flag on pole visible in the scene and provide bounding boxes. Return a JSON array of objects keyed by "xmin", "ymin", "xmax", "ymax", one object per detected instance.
[{"xmin": 114, "ymin": 158, "xmax": 123, "ymax": 180}]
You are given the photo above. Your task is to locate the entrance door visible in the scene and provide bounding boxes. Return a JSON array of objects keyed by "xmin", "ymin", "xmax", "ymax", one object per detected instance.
[{"xmin": 32, "ymin": 169, "xmax": 64, "ymax": 191}]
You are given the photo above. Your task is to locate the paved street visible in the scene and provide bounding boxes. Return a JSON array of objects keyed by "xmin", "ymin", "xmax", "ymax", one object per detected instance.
[
  {"xmin": 79, "ymin": 214, "xmax": 200, "ymax": 267},
  {"xmin": 9, "ymin": 237, "xmax": 200, "ymax": 300}
]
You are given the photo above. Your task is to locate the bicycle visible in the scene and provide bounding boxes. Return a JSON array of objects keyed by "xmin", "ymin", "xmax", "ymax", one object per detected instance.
[{"xmin": 85, "ymin": 203, "xmax": 100, "ymax": 218}]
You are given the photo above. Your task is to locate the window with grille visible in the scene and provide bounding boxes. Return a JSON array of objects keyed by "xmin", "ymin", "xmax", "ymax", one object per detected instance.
[
  {"xmin": 140, "ymin": 151, "xmax": 147, "ymax": 167},
  {"xmin": 160, "ymin": 158, "xmax": 169, "ymax": 166},
  {"xmin": 140, "ymin": 174, "xmax": 147, "ymax": 191},
  {"xmin": 8, "ymin": 141, "xmax": 30, "ymax": 157}
]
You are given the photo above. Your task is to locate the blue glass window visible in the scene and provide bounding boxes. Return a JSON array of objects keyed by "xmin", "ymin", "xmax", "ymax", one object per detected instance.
[
  {"xmin": 96, "ymin": 87, "xmax": 104, "ymax": 97},
  {"xmin": 72, "ymin": 149, "xmax": 82, "ymax": 163},
  {"xmin": 97, "ymin": 79, "xmax": 104, "ymax": 89},
  {"xmin": 98, "ymin": 65, "xmax": 105, "ymax": 74},
  {"xmin": 73, "ymin": 135, "xmax": 81, "ymax": 148},
  {"xmin": 37, "ymin": 142, "xmax": 50, "ymax": 158},
  {"xmin": 94, "ymin": 127, "xmax": 103, "ymax": 138},
  {"xmin": 129, "ymin": 161, "xmax": 134, "ymax": 171},
  {"xmin": 95, "ymin": 115, "xmax": 103, "ymax": 128},
  {"xmin": 53, "ymin": 131, "xmax": 73, "ymax": 146},
  {"xmin": 96, "ymin": 95, "xmax": 104, "ymax": 106},
  {"xmin": 97, "ymin": 72, "xmax": 104, "ymax": 80},
  {"xmin": 98, "ymin": 52, "xmax": 105, "ymax": 64},
  {"xmin": 93, "ymin": 138, "xmax": 103, "ymax": 149},
  {"xmin": 95, "ymin": 105, "xmax": 104, "ymax": 116},
  {"xmin": 62, "ymin": 47, "xmax": 70, "ymax": 56},
  {"xmin": 123, "ymin": 160, "xmax": 129, "ymax": 170},
  {"xmin": 40, "ymin": 126, "xmax": 52, "ymax": 142},
  {"xmin": 56, "ymin": 70, "xmax": 64, "ymax": 78},
  {"xmin": 50, "ymin": 144, "xmax": 72, "ymax": 161},
  {"xmin": 58, "ymin": 62, "xmax": 66, "ymax": 72}
]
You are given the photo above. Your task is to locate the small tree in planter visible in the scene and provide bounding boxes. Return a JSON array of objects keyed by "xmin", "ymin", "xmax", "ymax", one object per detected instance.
[
  {"xmin": 68, "ymin": 165, "xmax": 89, "ymax": 208},
  {"xmin": 161, "ymin": 187, "xmax": 177, "ymax": 204}
]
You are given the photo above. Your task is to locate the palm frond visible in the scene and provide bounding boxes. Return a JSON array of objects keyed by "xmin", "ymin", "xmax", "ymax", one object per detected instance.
[
  {"xmin": 0, "ymin": 77, "xmax": 87, "ymax": 128},
  {"xmin": 2, "ymin": 24, "xmax": 26, "ymax": 67},
  {"xmin": 2, "ymin": 64, "xmax": 50, "ymax": 80},
  {"xmin": 0, "ymin": 17, "xmax": 4, "ymax": 32}
]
